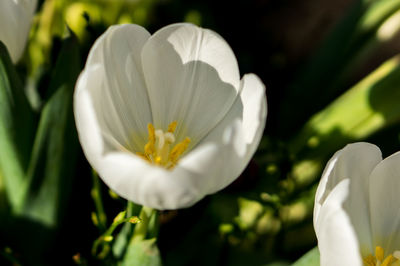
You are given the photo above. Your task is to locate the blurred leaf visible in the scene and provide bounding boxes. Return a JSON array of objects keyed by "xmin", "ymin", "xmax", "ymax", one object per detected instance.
[
  {"xmin": 21, "ymin": 32, "xmax": 81, "ymax": 228},
  {"xmin": 279, "ymin": 0, "xmax": 400, "ymax": 134},
  {"xmin": 122, "ymin": 238, "xmax": 162, "ymax": 266},
  {"xmin": 0, "ymin": 41, "xmax": 36, "ymax": 213},
  {"xmin": 291, "ymin": 247, "xmax": 319, "ymax": 266},
  {"xmin": 0, "ymin": 33, "xmax": 82, "ymax": 263},
  {"xmin": 289, "ymin": 55, "xmax": 400, "ymax": 187}
]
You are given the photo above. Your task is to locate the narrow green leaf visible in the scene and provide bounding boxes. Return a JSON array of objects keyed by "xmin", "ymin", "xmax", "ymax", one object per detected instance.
[
  {"xmin": 289, "ymin": 55, "xmax": 400, "ymax": 187},
  {"xmin": 21, "ymin": 32, "xmax": 81, "ymax": 227},
  {"xmin": 0, "ymin": 41, "xmax": 36, "ymax": 212},
  {"xmin": 279, "ymin": 0, "xmax": 400, "ymax": 134},
  {"xmin": 292, "ymin": 247, "xmax": 320, "ymax": 266}
]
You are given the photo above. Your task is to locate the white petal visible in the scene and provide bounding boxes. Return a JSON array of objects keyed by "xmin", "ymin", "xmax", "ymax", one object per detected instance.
[
  {"xmin": 369, "ymin": 151, "xmax": 400, "ymax": 253},
  {"xmin": 240, "ymin": 74, "xmax": 267, "ymax": 159},
  {"xmin": 316, "ymin": 179, "xmax": 363, "ymax": 266},
  {"xmin": 91, "ymin": 146, "xmax": 225, "ymax": 210},
  {"xmin": 141, "ymin": 23, "xmax": 240, "ymax": 146},
  {"xmin": 0, "ymin": 0, "xmax": 37, "ymax": 62},
  {"xmin": 76, "ymin": 24, "xmax": 152, "ymax": 152},
  {"xmin": 314, "ymin": 142, "xmax": 382, "ymax": 253},
  {"xmin": 178, "ymin": 73, "xmax": 267, "ymax": 195}
]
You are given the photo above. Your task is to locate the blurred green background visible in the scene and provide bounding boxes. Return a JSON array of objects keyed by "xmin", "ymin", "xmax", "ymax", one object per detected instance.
[{"xmin": 1, "ymin": 0, "xmax": 400, "ymax": 265}]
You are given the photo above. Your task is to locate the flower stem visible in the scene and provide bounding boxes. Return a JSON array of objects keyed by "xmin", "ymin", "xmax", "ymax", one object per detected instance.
[
  {"xmin": 91, "ymin": 170, "xmax": 107, "ymax": 232},
  {"xmin": 132, "ymin": 207, "xmax": 159, "ymax": 241}
]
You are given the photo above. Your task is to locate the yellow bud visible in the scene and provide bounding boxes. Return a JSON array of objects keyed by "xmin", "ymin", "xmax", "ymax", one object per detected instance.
[{"xmin": 103, "ymin": 235, "xmax": 113, "ymax": 242}]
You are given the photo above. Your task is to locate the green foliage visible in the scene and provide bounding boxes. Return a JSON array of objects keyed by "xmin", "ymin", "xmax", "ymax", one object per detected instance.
[
  {"xmin": 0, "ymin": 32, "xmax": 81, "ymax": 262},
  {"xmin": 0, "ymin": 41, "xmax": 35, "ymax": 213}
]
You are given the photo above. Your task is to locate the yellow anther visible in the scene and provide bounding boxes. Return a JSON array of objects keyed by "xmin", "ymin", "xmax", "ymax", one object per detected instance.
[
  {"xmin": 169, "ymin": 137, "xmax": 191, "ymax": 163},
  {"xmin": 363, "ymin": 254, "xmax": 375, "ymax": 266},
  {"xmin": 376, "ymin": 246, "xmax": 385, "ymax": 261},
  {"xmin": 382, "ymin": 255, "xmax": 393, "ymax": 266},
  {"xmin": 364, "ymin": 246, "xmax": 399, "ymax": 266},
  {"xmin": 154, "ymin": 156, "xmax": 162, "ymax": 164},
  {"xmin": 168, "ymin": 121, "xmax": 178, "ymax": 133},
  {"xmin": 144, "ymin": 142, "xmax": 155, "ymax": 155},
  {"xmin": 138, "ymin": 122, "xmax": 190, "ymax": 169},
  {"xmin": 147, "ymin": 123, "xmax": 156, "ymax": 143}
]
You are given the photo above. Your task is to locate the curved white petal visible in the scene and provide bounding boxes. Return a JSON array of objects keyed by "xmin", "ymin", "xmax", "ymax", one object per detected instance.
[
  {"xmin": 141, "ymin": 23, "xmax": 240, "ymax": 146},
  {"xmin": 369, "ymin": 151, "xmax": 400, "ymax": 254},
  {"xmin": 240, "ymin": 74, "xmax": 267, "ymax": 159},
  {"xmin": 0, "ymin": 0, "xmax": 37, "ymax": 62},
  {"xmin": 314, "ymin": 142, "xmax": 382, "ymax": 253},
  {"xmin": 314, "ymin": 150, "xmax": 339, "ymax": 228},
  {"xmin": 92, "ymin": 151, "xmax": 206, "ymax": 210},
  {"xmin": 180, "ymin": 73, "xmax": 267, "ymax": 195},
  {"xmin": 76, "ymin": 24, "xmax": 152, "ymax": 152},
  {"xmin": 316, "ymin": 179, "xmax": 363, "ymax": 266}
]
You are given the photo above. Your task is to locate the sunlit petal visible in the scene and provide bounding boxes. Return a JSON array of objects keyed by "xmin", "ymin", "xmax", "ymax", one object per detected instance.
[
  {"xmin": 369, "ymin": 151, "xmax": 400, "ymax": 253},
  {"xmin": 316, "ymin": 179, "xmax": 363, "ymax": 266},
  {"xmin": 141, "ymin": 23, "xmax": 241, "ymax": 146}
]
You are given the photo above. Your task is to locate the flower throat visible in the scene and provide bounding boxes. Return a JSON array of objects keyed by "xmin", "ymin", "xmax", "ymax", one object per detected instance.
[{"xmin": 137, "ymin": 121, "xmax": 190, "ymax": 169}]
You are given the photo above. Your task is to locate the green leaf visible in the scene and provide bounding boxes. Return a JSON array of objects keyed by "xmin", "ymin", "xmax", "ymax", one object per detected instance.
[
  {"xmin": 0, "ymin": 33, "xmax": 82, "ymax": 262},
  {"xmin": 289, "ymin": 55, "xmax": 400, "ymax": 187},
  {"xmin": 279, "ymin": 0, "xmax": 400, "ymax": 134},
  {"xmin": 292, "ymin": 247, "xmax": 320, "ymax": 266},
  {"xmin": 0, "ymin": 41, "xmax": 36, "ymax": 212},
  {"xmin": 121, "ymin": 238, "xmax": 162, "ymax": 266},
  {"xmin": 21, "ymin": 32, "xmax": 81, "ymax": 227}
]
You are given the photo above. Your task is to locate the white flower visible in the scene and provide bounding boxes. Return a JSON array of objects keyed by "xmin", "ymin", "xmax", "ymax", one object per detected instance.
[
  {"xmin": 314, "ymin": 142, "xmax": 400, "ymax": 266},
  {"xmin": 0, "ymin": 0, "xmax": 37, "ymax": 62},
  {"xmin": 74, "ymin": 23, "xmax": 267, "ymax": 210}
]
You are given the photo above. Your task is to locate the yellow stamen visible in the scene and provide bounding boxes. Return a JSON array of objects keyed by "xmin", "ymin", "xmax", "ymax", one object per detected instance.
[
  {"xmin": 144, "ymin": 142, "xmax": 155, "ymax": 155},
  {"xmin": 139, "ymin": 122, "xmax": 190, "ymax": 169},
  {"xmin": 155, "ymin": 156, "xmax": 162, "ymax": 164},
  {"xmin": 169, "ymin": 137, "xmax": 191, "ymax": 163},
  {"xmin": 364, "ymin": 255, "xmax": 376, "ymax": 266},
  {"xmin": 168, "ymin": 121, "xmax": 177, "ymax": 133},
  {"xmin": 382, "ymin": 255, "xmax": 393, "ymax": 266},
  {"xmin": 364, "ymin": 246, "xmax": 400, "ymax": 266},
  {"xmin": 377, "ymin": 246, "xmax": 385, "ymax": 262},
  {"xmin": 148, "ymin": 123, "xmax": 156, "ymax": 143}
]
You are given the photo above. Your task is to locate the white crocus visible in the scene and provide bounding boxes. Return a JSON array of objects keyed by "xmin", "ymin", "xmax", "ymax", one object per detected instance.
[
  {"xmin": 74, "ymin": 23, "xmax": 267, "ymax": 210},
  {"xmin": 0, "ymin": 0, "xmax": 37, "ymax": 63},
  {"xmin": 314, "ymin": 142, "xmax": 400, "ymax": 266}
]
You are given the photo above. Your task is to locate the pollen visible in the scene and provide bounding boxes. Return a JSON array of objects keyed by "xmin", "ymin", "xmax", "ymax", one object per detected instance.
[
  {"xmin": 363, "ymin": 246, "xmax": 400, "ymax": 266},
  {"xmin": 137, "ymin": 121, "xmax": 191, "ymax": 169}
]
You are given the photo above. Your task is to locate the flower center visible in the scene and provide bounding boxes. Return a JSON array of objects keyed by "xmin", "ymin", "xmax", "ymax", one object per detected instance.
[
  {"xmin": 136, "ymin": 121, "xmax": 190, "ymax": 169},
  {"xmin": 364, "ymin": 246, "xmax": 400, "ymax": 266}
]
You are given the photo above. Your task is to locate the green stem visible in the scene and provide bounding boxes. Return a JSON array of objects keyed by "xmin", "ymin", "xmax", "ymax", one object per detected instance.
[
  {"xmin": 92, "ymin": 210, "xmax": 141, "ymax": 258},
  {"xmin": 132, "ymin": 207, "xmax": 158, "ymax": 241},
  {"xmin": 91, "ymin": 170, "xmax": 107, "ymax": 232}
]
